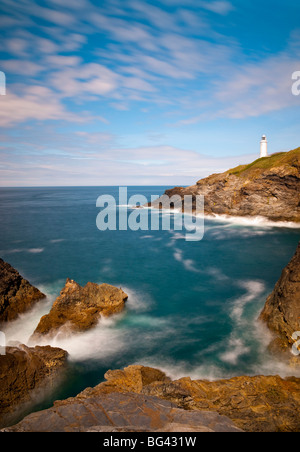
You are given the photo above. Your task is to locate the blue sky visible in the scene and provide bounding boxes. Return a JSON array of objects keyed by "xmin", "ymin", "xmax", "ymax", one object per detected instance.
[{"xmin": 0, "ymin": 0, "xmax": 299, "ymax": 186}]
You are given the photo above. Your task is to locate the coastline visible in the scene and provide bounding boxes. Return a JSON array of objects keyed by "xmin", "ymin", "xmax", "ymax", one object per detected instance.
[
  {"xmin": 1, "ymin": 148, "xmax": 299, "ymax": 431},
  {"xmin": 139, "ymin": 204, "xmax": 300, "ymax": 229}
]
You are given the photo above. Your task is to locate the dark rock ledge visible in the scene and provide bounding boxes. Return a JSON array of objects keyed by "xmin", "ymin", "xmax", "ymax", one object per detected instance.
[
  {"xmin": 2, "ymin": 365, "xmax": 300, "ymax": 432},
  {"xmin": 0, "ymin": 344, "xmax": 68, "ymax": 428},
  {"xmin": 259, "ymin": 241, "xmax": 300, "ymax": 361},
  {"xmin": 0, "ymin": 258, "xmax": 46, "ymax": 323}
]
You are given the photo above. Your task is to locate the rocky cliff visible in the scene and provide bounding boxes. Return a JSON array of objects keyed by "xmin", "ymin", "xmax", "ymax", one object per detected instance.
[
  {"xmin": 3, "ymin": 365, "xmax": 300, "ymax": 432},
  {"xmin": 0, "ymin": 344, "xmax": 68, "ymax": 428},
  {"xmin": 150, "ymin": 148, "xmax": 300, "ymax": 222},
  {"xmin": 0, "ymin": 258, "xmax": 46, "ymax": 323},
  {"xmin": 259, "ymin": 242, "xmax": 300, "ymax": 357},
  {"xmin": 31, "ymin": 278, "xmax": 128, "ymax": 340}
]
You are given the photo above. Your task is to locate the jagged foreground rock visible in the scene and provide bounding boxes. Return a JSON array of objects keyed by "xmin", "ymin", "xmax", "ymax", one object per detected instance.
[
  {"xmin": 0, "ymin": 344, "xmax": 68, "ymax": 428},
  {"xmin": 149, "ymin": 148, "xmax": 300, "ymax": 222},
  {"xmin": 259, "ymin": 241, "xmax": 300, "ymax": 357},
  {"xmin": 2, "ymin": 392, "xmax": 242, "ymax": 433},
  {"xmin": 0, "ymin": 258, "xmax": 46, "ymax": 323},
  {"xmin": 3, "ymin": 365, "xmax": 300, "ymax": 432},
  {"xmin": 31, "ymin": 278, "xmax": 128, "ymax": 340},
  {"xmin": 98, "ymin": 366, "xmax": 300, "ymax": 432}
]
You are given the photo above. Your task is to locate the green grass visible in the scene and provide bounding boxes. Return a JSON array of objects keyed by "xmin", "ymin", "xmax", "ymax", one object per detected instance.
[{"xmin": 228, "ymin": 148, "xmax": 300, "ymax": 177}]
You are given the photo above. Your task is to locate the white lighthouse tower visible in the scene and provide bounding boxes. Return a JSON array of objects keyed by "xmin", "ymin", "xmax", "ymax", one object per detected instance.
[{"xmin": 260, "ymin": 135, "xmax": 268, "ymax": 158}]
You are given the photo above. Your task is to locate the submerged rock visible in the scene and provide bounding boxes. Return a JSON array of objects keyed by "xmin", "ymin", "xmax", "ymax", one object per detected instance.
[
  {"xmin": 0, "ymin": 344, "xmax": 68, "ymax": 428},
  {"xmin": 259, "ymin": 242, "xmax": 300, "ymax": 358},
  {"xmin": 0, "ymin": 258, "xmax": 46, "ymax": 323},
  {"xmin": 31, "ymin": 278, "xmax": 128, "ymax": 339},
  {"xmin": 3, "ymin": 364, "xmax": 300, "ymax": 432},
  {"xmin": 149, "ymin": 148, "xmax": 300, "ymax": 222}
]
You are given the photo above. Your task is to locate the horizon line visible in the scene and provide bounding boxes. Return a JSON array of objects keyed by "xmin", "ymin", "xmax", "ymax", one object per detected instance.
[{"xmin": 0, "ymin": 185, "xmax": 187, "ymax": 188}]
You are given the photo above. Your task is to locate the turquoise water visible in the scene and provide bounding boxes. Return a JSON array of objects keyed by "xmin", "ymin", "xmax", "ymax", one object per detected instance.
[{"xmin": 0, "ymin": 186, "xmax": 300, "ymax": 416}]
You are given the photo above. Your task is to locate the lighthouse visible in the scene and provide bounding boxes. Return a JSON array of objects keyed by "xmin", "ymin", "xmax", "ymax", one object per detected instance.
[{"xmin": 260, "ymin": 135, "xmax": 268, "ymax": 158}]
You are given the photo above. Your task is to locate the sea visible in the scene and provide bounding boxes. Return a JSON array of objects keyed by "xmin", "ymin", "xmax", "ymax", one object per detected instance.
[{"xmin": 0, "ymin": 186, "xmax": 299, "ymax": 420}]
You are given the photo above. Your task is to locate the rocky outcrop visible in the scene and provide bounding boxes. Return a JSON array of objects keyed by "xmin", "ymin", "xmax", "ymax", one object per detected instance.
[
  {"xmin": 0, "ymin": 258, "xmax": 46, "ymax": 323},
  {"xmin": 4, "ymin": 365, "xmax": 300, "ymax": 432},
  {"xmin": 141, "ymin": 373, "xmax": 300, "ymax": 432},
  {"xmin": 31, "ymin": 279, "xmax": 128, "ymax": 339},
  {"xmin": 149, "ymin": 148, "xmax": 300, "ymax": 222},
  {"xmin": 259, "ymin": 242, "xmax": 300, "ymax": 357},
  {"xmin": 0, "ymin": 344, "xmax": 68, "ymax": 428},
  {"xmin": 96, "ymin": 366, "xmax": 300, "ymax": 432},
  {"xmin": 2, "ymin": 392, "xmax": 242, "ymax": 433}
]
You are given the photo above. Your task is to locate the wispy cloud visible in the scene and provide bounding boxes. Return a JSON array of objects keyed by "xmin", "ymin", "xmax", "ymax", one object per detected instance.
[
  {"xmin": 2, "ymin": 0, "xmax": 295, "ymax": 123},
  {"xmin": 214, "ymin": 54, "xmax": 300, "ymax": 118},
  {"xmin": 199, "ymin": 1, "xmax": 234, "ymax": 15},
  {"xmin": 0, "ymin": 86, "xmax": 107, "ymax": 127},
  {"xmin": 0, "ymin": 0, "xmax": 299, "ymax": 186}
]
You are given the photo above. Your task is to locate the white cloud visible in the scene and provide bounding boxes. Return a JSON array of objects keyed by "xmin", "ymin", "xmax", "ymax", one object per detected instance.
[
  {"xmin": 6, "ymin": 38, "xmax": 29, "ymax": 57},
  {"xmin": 128, "ymin": 1, "xmax": 180, "ymax": 31},
  {"xmin": 159, "ymin": 0, "xmax": 234, "ymax": 15},
  {"xmin": 48, "ymin": 0, "xmax": 91, "ymax": 9},
  {"xmin": 0, "ymin": 0, "xmax": 239, "ymax": 119},
  {"xmin": 0, "ymin": 60, "xmax": 43, "ymax": 76},
  {"xmin": 122, "ymin": 76, "xmax": 156, "ymax": 92},
  {"xmin": 75, "ymin": 131, "xmax": 115, "ymax": 145},
  {"xmin": 214, "ymin": 54, "xmax": 300, "ymax": 119},
  {"xmin": 49, "ymin": 63, "xmax": 119, "ymax": 97},
  {"xmin": 0, "ymin": 85, "xmax": 104, "ymax": 127},
  {"xmin": 35, "ymin": 37, "xmax": 60, "ymax": 54},
  {"xmin": 200, "ymin": 1, "xmax": 234, "ymax": 15},
  {"xmin": 169, "ymin": 38, "xmax": 300, "ymax": 125},
  {"xmin": 30, "ymin": 5, "xmax": 77, "ymax": 26},
  {"xmin": 45, "ymin": 55, "xmax": 82, "ymax": 67}
]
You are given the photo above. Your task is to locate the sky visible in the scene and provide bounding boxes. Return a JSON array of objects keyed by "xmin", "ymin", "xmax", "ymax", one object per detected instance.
[{"xmin": 0, "ymin": 0, "xmax": 300, "ymax": 186}]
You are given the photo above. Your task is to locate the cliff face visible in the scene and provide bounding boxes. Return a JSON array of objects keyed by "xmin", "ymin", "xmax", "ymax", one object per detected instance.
[
  {"xmin": 0, "ymin": 258, "xmax": 46, "ymax": 323},
  {"xmin": 31, "ymin": 278, "xmax": 128, "ymax": 340},
  {"xmin": 259, "ymin": 242, "xmax": 300, "ymax": 356},
  {"xmin": 151, "ymin": 148, "xmax": 300, "ymax": 222},
  {"xmin": 0, "ymin": 344, "xmax": 68, "ymax": 428},
  {"xmin": 3, "ymin": 365, "xmax": 300, "ymax": 432}
]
